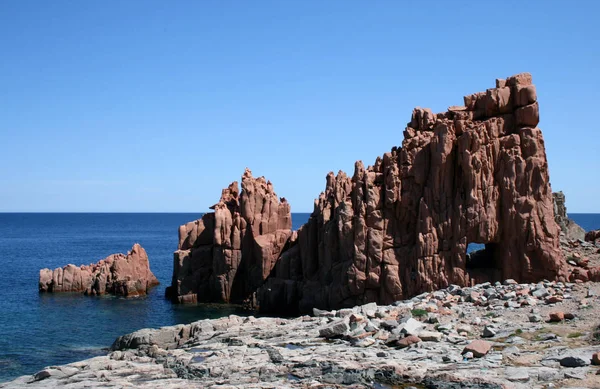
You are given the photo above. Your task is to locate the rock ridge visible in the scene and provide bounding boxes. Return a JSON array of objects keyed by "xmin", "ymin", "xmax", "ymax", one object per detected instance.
[{"xmin": 39, "ymin": 243, "xmax": 159, "ymax": 297}]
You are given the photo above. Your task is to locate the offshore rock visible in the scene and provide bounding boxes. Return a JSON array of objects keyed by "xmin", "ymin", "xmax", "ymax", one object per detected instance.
[
  {"xmin": 166, "ymin": 168, "xmax": 292, "ymax": 304},
  {"xmin": 259, "ymin": 73, "xmax": 567, "ymax": 314},
  {"xmin": 553, "ymin": 191, "xmax": 585, "ymax": 241},
  {"xmin": 39, "ymin": 244, "xmax": 159, "ymax": 297}
]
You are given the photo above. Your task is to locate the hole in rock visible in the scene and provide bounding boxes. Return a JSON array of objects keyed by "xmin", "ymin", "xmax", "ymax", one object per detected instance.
[
  {"xmin": 467, "ymin": 243, "xmax": 485, "ymax": 254},
  {"xmin": 465, "ymin": 242, "xmax": 502, "ymax": 284}
]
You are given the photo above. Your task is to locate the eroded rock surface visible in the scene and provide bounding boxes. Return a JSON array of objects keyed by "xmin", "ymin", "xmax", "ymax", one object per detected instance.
[
  {"xmin": 553, "ymin": 191, "xmax": 586, "ymax": 241},
  {"xmin": 260, "ymin": 73, "xmax": 567, "ymax": 314},
  {"xmin": 39, "ymin": 244, "xmax": 159, "ymax": 297},
  {"xmin": 166, "ymin": 168, "xmax": 292, "ymax": 304}
]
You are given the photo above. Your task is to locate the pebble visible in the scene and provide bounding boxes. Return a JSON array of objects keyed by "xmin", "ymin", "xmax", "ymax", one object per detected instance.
[{"xmin": 529, "ymin": 314, "xmax": 543, "ymax": 322}]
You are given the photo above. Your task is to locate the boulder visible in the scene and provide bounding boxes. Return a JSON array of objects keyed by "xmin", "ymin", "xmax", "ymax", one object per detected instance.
[{"xmin": 39, "ymin": 244, "xmax": 158, "ymax": 297}]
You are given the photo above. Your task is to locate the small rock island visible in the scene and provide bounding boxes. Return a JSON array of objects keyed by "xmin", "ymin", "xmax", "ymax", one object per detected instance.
[{"xmin": 39, "ymin": 243, "xmax": 159, "ymax": 297}]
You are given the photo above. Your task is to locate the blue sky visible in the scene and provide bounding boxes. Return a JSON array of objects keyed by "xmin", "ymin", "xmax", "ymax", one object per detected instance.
[{"xmin": 0, "ymin": 1, "xmax": 598, "ymax": 212}]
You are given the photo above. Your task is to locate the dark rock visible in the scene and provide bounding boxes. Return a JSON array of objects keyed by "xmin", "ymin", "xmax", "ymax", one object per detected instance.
[
  {"xmin": 560, "ymin": 355, "xmax": 590, "ymax": 367},
  {"xmin": 586, "ymin": 230, "xmax": 600, "ymax": 243}
]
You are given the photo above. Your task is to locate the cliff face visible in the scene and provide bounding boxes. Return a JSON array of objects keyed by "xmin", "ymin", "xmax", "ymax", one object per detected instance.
[
  {"xmin": 166, "ymin": 168, "xmax": 292, "ymax": 304},
  {"xmin": 39, "ymin": 244, "xmax": 159, "ymax": 297},
  {"xmin": 168, "ymin": 73, "xmax": 567, "ymax": 314},
  {"xmin": 553, "ymin": 191, "xmax": 585, "ymax": 241},
  {"xmin": 259, "ymin": 73, "xmax": 566, "ymax": 314}
]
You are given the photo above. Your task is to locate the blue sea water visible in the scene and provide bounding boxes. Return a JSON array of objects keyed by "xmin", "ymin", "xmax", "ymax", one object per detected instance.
[
  {"xmin": 0, "ymin": 212, "xmax": 598, "ymax": 382},
  {"xmin": 0, "ymin": 212, "xmax": 311, "ymax": 382},
  {"xmin": 569, "ymin": 214, "xmax": 600, "ymax": 233}
]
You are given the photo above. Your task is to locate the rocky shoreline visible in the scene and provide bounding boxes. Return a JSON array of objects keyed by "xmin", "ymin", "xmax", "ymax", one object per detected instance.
[{"xmin": 6, "ymin": 256, "xmax": 600, "ymax": 388}]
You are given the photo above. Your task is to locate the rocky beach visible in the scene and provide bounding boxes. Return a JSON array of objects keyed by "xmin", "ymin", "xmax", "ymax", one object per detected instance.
[{"xmin": 7, "ymin": 246, "xmax": 600, "ymax": 388}]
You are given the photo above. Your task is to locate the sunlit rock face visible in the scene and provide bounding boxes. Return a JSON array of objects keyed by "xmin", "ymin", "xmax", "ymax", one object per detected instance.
[
  {"xmin": 168, "ymin": 73, "xmax": 567, "ymax": 314},
  {"xmin": 259, "ymin": 73, "xmax": 566, "ymax": 314},
  {"xmin": 167, "ymin": 168, "xmax": 292, "ymax": 304}
]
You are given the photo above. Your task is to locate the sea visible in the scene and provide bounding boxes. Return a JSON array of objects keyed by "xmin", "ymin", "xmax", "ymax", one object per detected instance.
[{"xmin": 0, "ymin": 212, "xmax": 598, "ymax": 382}]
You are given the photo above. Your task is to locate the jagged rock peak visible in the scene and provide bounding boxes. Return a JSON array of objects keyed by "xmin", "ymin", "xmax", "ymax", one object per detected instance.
[
  {"xmin": 258, "ymin": 72, "xmax": 568, "ymax": 314},
  {"xmin": 168, "ymin": 169, "xmax": 292, "ymax": 305}
]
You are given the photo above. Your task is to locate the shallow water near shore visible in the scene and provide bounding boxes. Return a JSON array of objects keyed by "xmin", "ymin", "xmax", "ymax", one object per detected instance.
[
  {"xmin": 0, "ymin": 212, "xmax": 598, "ymax": 382},
  {"xmin": 0, "ymin": 212, "xmax": 311, "ymax": 382}
]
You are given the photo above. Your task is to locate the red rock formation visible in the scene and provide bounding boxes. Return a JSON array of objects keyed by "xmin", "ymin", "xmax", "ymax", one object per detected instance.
[
  {"xmin": 258, "ymin": 72, "xmax": 567, "ymax": 314},
  {"xmin": 166, "ymin": 168, "xmax": 292, "ymax": 304},
  {"xmin": 167, "ymin": 73, "xmax": 567, "ymax": 314},
  {"xmin": 39, "ymin": 244, "xmax": 159, "ymax": 297}
]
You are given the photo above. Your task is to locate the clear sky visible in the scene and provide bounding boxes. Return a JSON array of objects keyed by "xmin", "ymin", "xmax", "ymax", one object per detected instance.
[{"xmin": 1, "ymin": 1, "xmax": 598, "ymax": 213}]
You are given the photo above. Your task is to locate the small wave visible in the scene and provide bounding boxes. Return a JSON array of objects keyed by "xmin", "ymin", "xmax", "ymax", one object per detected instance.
[
  {"xmin": 64, "ymin": 345, "xmax": 107, "ymax": 352},
  {"xmin": 0, "ymin": 359, "xmax": 20, "ymax": 368}
]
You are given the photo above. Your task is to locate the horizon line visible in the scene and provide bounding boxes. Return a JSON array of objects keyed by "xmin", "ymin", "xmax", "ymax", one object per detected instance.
[
  {"xmin": 0, "ymin": 211, "xmax": 598, "ymax": 215},
  {"xmin": 0, "ymin": 211, "xmax": 317, "ymax": 214}
]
